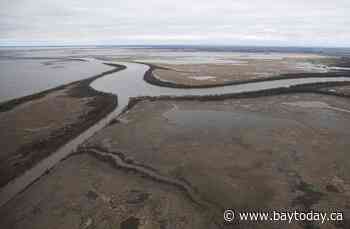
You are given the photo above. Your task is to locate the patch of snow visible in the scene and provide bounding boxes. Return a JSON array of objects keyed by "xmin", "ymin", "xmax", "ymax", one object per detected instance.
[
  {"xmin": 189, "ymin": 76, "xmax": 217, "ymax": 81},
  {"xmin": 329, "ymin": 67, "xmax": 350, "ymax": 71},
  {"xmin": 294, "ymin": 62, "xmax": 329, "ymax": 73}
]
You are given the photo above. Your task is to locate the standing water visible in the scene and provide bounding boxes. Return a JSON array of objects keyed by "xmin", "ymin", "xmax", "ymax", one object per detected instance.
[{"xmin": 1, "ymin": 60, "xmax": 350, "ymax": 207}]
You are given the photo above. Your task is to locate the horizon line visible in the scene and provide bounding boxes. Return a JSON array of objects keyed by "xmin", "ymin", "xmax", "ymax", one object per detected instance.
[{"xmin": 0, "ymin": 44, "xmax": 350, "ymax": 49}]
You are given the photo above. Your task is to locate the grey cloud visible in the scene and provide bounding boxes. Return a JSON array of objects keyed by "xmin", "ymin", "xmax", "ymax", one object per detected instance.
[{"xmin": 0, "ymin": 0, "xmax": 349, "ymax": 46}]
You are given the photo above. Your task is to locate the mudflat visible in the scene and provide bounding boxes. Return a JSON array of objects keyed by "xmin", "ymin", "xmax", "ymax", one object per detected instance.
[
  {"xmin": 0, "ymin": 65, "xmax": 123, "ymax": 187},
  {"xmin": 150, "ymin": 57, "xmax": 341, "ymax": 87},
  {"xmin": 318, "ymin": 85, "xmax": 350, "ymax": 97},
  {"xmin": 3, "ymin": 92, "xmax": 350, "ymax": 228},
  {"xmin": 85, "ymin": 93, "xmax": 350, "ymax": 228},
  {"xmin": 0, "ymin": 153, "xmax": 213, "ymax": 229}
]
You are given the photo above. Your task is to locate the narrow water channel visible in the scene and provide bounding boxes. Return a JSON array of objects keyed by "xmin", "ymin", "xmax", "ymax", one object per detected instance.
[{"xmin": 1, "ymin": 60, "xmax": 350, "ymax": 207}]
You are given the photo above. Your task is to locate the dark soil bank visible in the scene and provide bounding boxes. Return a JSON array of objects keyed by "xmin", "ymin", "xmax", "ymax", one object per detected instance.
[
  {"xmin": 143, "ymin": 62, "xmax": 350, "ymax": 89},
  {"xmin": 0, "ymin": 64, "xmax": 126, "ymax": 187}
]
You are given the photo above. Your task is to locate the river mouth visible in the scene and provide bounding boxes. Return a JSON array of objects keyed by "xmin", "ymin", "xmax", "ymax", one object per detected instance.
[{"xmin": 1, "ymin": 58, "xmax": 350, "ymax": 208}]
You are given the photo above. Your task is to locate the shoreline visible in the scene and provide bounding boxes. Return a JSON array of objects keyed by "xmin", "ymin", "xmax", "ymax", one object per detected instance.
[
  {"xmin": 2, "ymin": 60, "xmax": 350, "ymax": 205},
  {"xmin": 0, "ymin": 63, "xmax": 125, "ymax": 112},
  {"xmin": 3, "ymin": 88, "xmax": 350, "ymax": 228},
  {"xmin": 116, "ymin": 80, "xmax": 350, "ymax": 124},
  {"xmin": 0, "ymin": 63, "xmax": 126, "ymax": 187},
  {"xmin": 142, "ymin": 62, "xmax": 350, "ymax": 89}
]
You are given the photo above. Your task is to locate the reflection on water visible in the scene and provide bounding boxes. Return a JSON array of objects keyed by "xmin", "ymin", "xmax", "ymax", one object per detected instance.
[
  {"xmin": 0, "ymin": 58, "xmax": 111, "ymax": 103},
  {"xmin": 91, "ymin": 61, "xmax": 350, "ymax": 111},
  {"xmin": 0, "ymin": 47, "xmax": 338, "ymax": 103},
  {"xmin": 164, "ymin": 109, "xmax": 281, "ymax": 130},
  {"xmin": 1, "ymin": 49, "xmax": 350, "ymax": 207}
]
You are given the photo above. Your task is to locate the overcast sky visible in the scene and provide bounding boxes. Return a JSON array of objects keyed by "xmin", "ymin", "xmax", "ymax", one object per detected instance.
[{"xmin": 0, "ymin": 0, "xmax": 349, "ymax": 47}]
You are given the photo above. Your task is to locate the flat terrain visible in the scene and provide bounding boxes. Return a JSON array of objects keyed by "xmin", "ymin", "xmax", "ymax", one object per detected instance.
[
  {"xmin": 2, "ymin": 49, "xmax": 350, "ymax": 229},
  {"xmin": 318, "ymin": 85, "xmax": 350, "ymax": 97},
  {"xmin": 150, "ymin": 56, "xmax": 336, "ymax": 87},
  {"xmin": 3, "ymin": 92, "xmax": 350, "ymax": 229},
  {"xmin": 0, "ymin": 67, "xmax": 120, "ymax": 187},
  {"xmin": 0, "ymin": 153, "xmax": 212, "ymax": 229}
]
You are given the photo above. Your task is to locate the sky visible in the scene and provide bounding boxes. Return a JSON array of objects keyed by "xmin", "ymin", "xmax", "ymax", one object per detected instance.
[{"xmin": 0, "ymin": 0, "xmax": 349, "ymax": 47}]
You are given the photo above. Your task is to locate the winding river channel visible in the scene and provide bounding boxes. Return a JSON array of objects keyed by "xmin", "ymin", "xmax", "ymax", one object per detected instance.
[{"xmin": 1, "ymin": 60, "xmax": 350, "ymax": 207}]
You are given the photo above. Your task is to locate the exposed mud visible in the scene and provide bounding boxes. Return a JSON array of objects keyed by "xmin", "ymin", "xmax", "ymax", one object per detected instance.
[
  {"xmin": 2, "ymin": 55, "xmax": 350, "ymax": 229},
  {"xmin": 85, "ymin": 93, "xmax": 350, "ymax": 229},
  {"xmin": 143, "ymin": 59, "xmax": 350, "ymax": 89},
  {"xmin": 0, "ymin": 64, "xmax": 125, "ymax": 187},
  {"xmin": 0, "ymin": 153, "xmax": 215, "ymax": 229}
]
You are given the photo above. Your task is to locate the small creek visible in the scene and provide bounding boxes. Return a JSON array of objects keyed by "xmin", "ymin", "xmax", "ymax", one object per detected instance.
[{"xmin": 1, "ymin": 60, "xmax": 350, "ymax": 207}]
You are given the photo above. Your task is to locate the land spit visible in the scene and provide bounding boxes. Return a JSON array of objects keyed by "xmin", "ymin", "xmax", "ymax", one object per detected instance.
[{"xmin": 0, "ymin": 63, "xmax": 125, "ymax": 187}]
